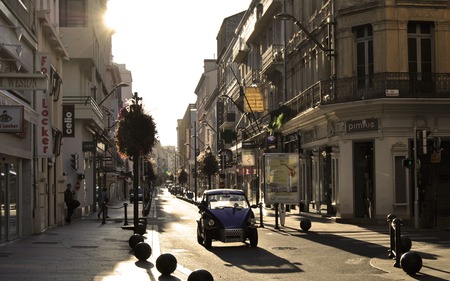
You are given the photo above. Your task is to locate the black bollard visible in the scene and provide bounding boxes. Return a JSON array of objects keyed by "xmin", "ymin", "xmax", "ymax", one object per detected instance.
[
  {"xmin": 274, "ymin": 203, "xmax": 279, "ymax": 229},
  {"xmin": 387, "ymin": 214, "xmax": 397, "ymax": 258},
  {"xmin": 400, "ymin": 251, "xmax": 422, "ymax": 275},
  {"xmin": 101, "ymin": 202, "xmax": 106, "ymax": 225},
  {"xmin": 259, "ymin": 202, "xmax": 264, "ymax": 228},
  {"xmin": 156, "ymin": 253, "xmax": 177, "ymax": 275},
  {"xmin": 134, "ymin": 242, "xmax": 152, "ymax": 261},
  {"xmin": 136, "ymin": 222, "xmax": 146, "ymax": 235},
  {"xmin": 188, "ymin": 269, "xmax": 214, "ymax": 281},
  {"xmin": 400, "ymin": 235, "xmax": 412, "ymax": 253},
  {"xmin": 138, "ymin": 217, "xmax": 148, "ymax": 229},
  {"xmin": 300, "ymin": 218, "xmax": 312, "ymax": 231},
  {"xmin": 123, "ymin": 203, "xmax": 128, "ymax": 225},
  {"xmin": 392, "ymin": 217, "xmax": 403, "ymax": 268},
  {"xmin": 129, "ymin": 233, "xmax": 144, "ymax": 249}
]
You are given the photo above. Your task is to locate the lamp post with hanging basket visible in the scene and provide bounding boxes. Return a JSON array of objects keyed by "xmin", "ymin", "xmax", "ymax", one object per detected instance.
[{"xmin": 115, "ymin": 92, "xmax": 157, "ymax": 232}]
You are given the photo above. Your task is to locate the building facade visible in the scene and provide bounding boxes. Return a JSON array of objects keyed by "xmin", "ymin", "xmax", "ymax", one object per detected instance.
[
  {"xmin": 0, "ymin": 0, "xmax": 134, "ymax": 243},
  {"xmin": 212, "ymin": 0, "xmax": 450, "ymax": 228}
]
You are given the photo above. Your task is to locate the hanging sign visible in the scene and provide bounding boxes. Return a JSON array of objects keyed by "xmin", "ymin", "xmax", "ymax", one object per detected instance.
[
  {"xmin": 0, "ymin": 105, "xmax": 23, "ymax": 133},
  {"xmin": 36, "ymin": 91, "xmax": 53, "ymax": 157},
  {"xmin": 244, "ymin": 87, "xmax": 264, "ymax": 113},
  {"xmin": 62, "ymin": 105, "xmax": 75, "ymax": 137}
]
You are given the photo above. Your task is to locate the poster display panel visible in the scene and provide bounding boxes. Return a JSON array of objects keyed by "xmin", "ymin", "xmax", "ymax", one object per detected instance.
[{"xmin": 264, "ymin": 153, "xmax": 299, "ymax": 204}]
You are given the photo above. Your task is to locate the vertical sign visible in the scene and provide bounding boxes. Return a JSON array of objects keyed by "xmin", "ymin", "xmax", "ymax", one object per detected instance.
[
  {"xmin": 36, "ymin": 91, "xmax": 53, "ymax": 157},
  {"xmin": 264, "ymin": 153, "xmax": 299, "ymax": 204},
  {"xmin": 62, "ymin": 105, "xmax": 75, "ymax": 137},
  {"xmin": 36, "ymin": 53, "xmax": 53, "ymax": 157}
]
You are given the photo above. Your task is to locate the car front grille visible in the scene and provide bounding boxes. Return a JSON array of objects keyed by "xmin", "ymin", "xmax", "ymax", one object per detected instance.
[{"xmin": 221, "ymin": 228, "xmax": 244, "ymax": 242}]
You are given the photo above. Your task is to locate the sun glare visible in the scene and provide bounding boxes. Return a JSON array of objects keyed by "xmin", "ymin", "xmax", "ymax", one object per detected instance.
[
  {"xmin": 104, "ymin": 1, "xmax": 131, "ymax": 32},
  {"xmin": 104, "ymin": 5, "xmax": 117, "ymax": 31}
]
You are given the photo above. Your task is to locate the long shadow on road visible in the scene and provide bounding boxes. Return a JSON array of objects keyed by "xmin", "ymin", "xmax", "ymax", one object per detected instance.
[{"xmin": 209, "ymin": 245, "xmax": 303, "ymax": 274}]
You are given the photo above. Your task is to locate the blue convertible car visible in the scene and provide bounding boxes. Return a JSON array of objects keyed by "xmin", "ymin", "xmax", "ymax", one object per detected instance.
[{"xmin": 197, "ymin": 189, "xmax": 258, "ymax": 248}]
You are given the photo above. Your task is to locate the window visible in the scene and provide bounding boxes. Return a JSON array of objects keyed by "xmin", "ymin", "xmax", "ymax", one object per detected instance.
[
  {"xmin": 60, "ymin": 0, "xmax": 86, "ymax": 27},
  {"xmin": 355, "ymin": 25, "xmax": 373, "ymax": 89},
  {"xmin": 408, "ymin": 22, "xmax": 433, "ymax": 93}
]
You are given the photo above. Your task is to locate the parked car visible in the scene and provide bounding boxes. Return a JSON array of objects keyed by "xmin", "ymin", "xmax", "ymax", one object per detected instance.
[
  {"xmin": 196, "ymin": 189, "xmax": 258, "ymax": 248},
  {"xmin": 130, "ymin": 187, "xmax": 143, "ymax": 203}
]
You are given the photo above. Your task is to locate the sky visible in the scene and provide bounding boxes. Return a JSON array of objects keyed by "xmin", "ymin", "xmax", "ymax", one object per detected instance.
[{"xmin": 105, "ymin": 0, "xmax": 252, "ymax": 147}]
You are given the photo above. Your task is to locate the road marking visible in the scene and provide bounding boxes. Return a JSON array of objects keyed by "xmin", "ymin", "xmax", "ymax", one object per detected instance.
[{"xmin": 149, "ymin": 210, "xmax": 193, "ymax": 279}]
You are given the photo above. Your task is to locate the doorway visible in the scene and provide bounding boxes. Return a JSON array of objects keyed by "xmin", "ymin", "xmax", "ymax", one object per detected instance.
[
  {"xmin": 353, "ymin": 142, "xmax": 375, "ymax": 218},
  {"xmin": 0, "ymin": 160, "xmax": 19, "ymax": 243}
]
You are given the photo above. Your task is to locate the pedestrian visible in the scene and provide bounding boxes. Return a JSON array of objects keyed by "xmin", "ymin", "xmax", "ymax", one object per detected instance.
[
  {"xmin": 64, "ymin": 183, "xmax": 74, "ymax": 223},
  {"xmin": 97, "ymin": 187, "xmax": 110, "ymax": 219},
  {"xmin": 362, "ymin": 172, "xmax": 373, "ymax": 218}
]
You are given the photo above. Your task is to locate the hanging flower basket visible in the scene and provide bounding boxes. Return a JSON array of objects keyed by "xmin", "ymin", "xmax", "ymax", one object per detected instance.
[{"xmin": 115, "ymin": 104, "xmax": 157, "ymax": 158}]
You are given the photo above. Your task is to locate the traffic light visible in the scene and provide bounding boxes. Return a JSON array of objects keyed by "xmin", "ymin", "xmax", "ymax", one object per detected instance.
[
  {"xmin": 218, "ymin": 153, "xmax": 224, "ymax": 171},
  {"xmin": 402, "ymin": 158, "xmax": 414, "ymax": 168},
  {"xmin": 70, "ymin": 153, "xmax": 79, "ymax": 170},
  {"xmin": 416, "ymin": 129, "xmax": 431, "ymax": 155}
]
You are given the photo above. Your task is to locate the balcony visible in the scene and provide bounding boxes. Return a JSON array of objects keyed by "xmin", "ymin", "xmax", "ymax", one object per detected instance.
[
  {"xmin": 63, "ymin": 96, "xmax": 104, "ymax": 131},
  {"xmin": 248, "ymin": 0, "xmax": 283, "ymax": 43},
  {"xmin": 261, "ymin": 45, "xmax": 284, "ymax": 76},
  {"xmin": 232, "ymin": 37, "xmax": 250, "ymax": 63},
  {"xmin": 219, "ymin": 112, "xmax": 237, "ymax": 130},
  {"xmin": 282, "ymin": 72, "xmax": 450, "ymax": 123},
  {"xmin": 244, "ymin": 68, "xmax": 261, "ymax": 86}
]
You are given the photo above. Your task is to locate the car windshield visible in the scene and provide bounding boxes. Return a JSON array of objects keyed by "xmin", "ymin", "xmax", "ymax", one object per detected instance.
[{"xmin": 206, "ymin": 193, "xmax": 249, "ymax": 209}]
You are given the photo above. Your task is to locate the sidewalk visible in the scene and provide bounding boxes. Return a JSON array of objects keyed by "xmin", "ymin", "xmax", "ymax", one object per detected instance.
[
  {"xmin": 264, "ymin": 208, "xmax": 450, "ymax": 280},
  {"xmin": 0, "ymin": 199, "xmax": 189, "ymax": 281},
  {"xmin": 1, "ymin": 195, "xmax": 449, "ymax": 280}
]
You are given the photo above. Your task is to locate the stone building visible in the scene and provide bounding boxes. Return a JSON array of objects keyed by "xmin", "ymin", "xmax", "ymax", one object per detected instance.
[{"xmin": 216, "ymin": 0, "xmax": 450, "ymax": 228}]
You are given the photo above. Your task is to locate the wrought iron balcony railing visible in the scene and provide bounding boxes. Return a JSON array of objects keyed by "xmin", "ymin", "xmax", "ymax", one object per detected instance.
[{"xmin": 283, "ymin": 72, "xmax": 450, "ymax": 122}]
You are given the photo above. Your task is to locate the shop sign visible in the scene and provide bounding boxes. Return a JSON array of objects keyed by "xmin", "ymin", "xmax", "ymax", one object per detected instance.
[
  {"xmin": 62, "ymin": 105, "xmax": 75, "ymax": 137},
  {"xmin": 36, "ymin": 91, "xmax": 53, "ymax": 157},
  {"xmin": 244, "ymin": 87, "xmax": 264, "ymax": 113},
  {"xmin": 346, "ymin": 118, "xmax": 378, "ymax": 133},
  {"xmin": 0, "ymin": 73, "xmax": 48, "ymax": 91},
  {"xmin": 82, "ymin": 141, "xmax": 96, "ymax": 152},
  {"xmin": 0, "ymin": 105, "xmax": 23, "ymax": 133}
]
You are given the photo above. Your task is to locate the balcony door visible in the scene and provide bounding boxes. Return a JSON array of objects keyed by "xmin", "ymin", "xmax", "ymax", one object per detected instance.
[{"xmin": 408, "ymin": 22, "xmax": 434, "ymax": 94}]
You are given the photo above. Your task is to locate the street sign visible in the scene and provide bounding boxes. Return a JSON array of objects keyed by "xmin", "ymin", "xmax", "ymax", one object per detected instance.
[{"xmin": 0, "ymin": 73, "xmax": 48, "ymax": 91}]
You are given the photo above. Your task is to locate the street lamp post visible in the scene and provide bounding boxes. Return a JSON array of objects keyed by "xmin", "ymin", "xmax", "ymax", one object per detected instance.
[
  {"xmin": 185, "ymin": 122, "xmax": 199, "ymax": 202},
  {"xmin": 92, "ymin": 81, "xmax": 129, "ymax": 212},
  {"xmin": 274, "ymin": 13, "xmax": 334, "ymax": 55},
  {"xmin": 97, "ymin": 81, "xmax": 130, "ymax": 107},
  {"xmin": 194, "ymin": 122, "xmax": 198, "ymax": 202}
]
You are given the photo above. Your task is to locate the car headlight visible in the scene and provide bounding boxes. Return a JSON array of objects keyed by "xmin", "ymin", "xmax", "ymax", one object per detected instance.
[
  {"xmin": 207, "ymin": 219, "xmax": 215, "ymax": 227},
  {"xmin": 248, "ymin": 217, "xmax": 256, "ymax": 226}
]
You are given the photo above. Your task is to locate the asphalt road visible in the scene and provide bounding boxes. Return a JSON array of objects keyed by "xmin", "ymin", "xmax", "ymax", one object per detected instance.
[{"xmin": 155, "ymin": 188, "xmax": 392, "ymax": 281}]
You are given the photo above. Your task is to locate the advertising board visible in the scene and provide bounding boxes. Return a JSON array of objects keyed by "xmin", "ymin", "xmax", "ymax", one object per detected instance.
[{"xmin": 263, "ymin": 153, "xmax": 299, "ymax": 204}]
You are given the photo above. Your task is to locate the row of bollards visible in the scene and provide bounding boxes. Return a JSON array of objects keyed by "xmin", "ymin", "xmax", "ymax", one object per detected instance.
[
  {"xmin": 126, "ymin": 215, "xmax": 214, "ymax": 280},
  {"xmin": 387, "ymin": 214, "xmax": 422, "ymax": 275}
]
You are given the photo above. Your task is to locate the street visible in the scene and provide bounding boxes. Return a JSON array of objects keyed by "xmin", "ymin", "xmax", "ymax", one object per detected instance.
[
  {"xmin": 155, "ymin": 187, "xmax": 391, "ymax": 281},
  {"xmin": 0, "ymin": 186, "xmax": 448, "ymax": 281}
]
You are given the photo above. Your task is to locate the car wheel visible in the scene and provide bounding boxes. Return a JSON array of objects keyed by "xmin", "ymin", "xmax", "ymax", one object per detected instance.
[
  {"xmin": 197, "ymin": 226, "xmax": 204, "ymax": 245},
  {"xmin": 204, "ymin": 231, "xmax": 212, "ymax": 248},
  {"xmin": 249, "ymin": 228, "xmax": 258, "ymax": 247}
]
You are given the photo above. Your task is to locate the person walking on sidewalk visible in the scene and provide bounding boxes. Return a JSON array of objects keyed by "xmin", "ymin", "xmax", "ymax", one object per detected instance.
[
  {"xmin": 97, "ymin": 187, "xmax": 110, "ymax": 219},
  {"xmin": 64, "ymin": 183, "xmax": 75, "ymax": 223}
]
